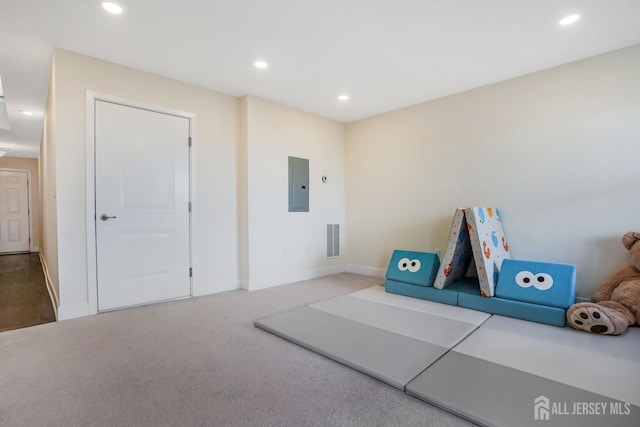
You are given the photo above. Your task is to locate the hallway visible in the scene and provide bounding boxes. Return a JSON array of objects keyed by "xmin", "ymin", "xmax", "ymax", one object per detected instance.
[{"xmin": 0, "ymin": 253, "xmax": 55, "ymax": 332}]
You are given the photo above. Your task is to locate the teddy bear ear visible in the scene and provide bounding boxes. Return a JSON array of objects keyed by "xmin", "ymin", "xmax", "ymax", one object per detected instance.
[{"xmin": 622, "ymin": 232, "xmax": 640, "ymax": 250}]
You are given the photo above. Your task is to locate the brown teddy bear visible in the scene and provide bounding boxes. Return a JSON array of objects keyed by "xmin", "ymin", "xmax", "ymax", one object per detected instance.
[{"xmin": 567, "ymin": 231, "xmax": 640, "ymax": 335}]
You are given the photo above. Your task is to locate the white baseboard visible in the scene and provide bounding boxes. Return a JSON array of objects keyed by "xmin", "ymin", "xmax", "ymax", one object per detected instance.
[
  {"xmin": 30, "ymin": 245, "xmax": 40, "ymax": 253},
  {"xmin": 311, "ymin": 264, "xmax": 346, "ymax": 279},
  {"xmin": 345, "ymin": 264, "xmax": 386, "ymax": 278},
  {"xmin": 38, "ymin": 251, "xmax": 59, "ymax": 320},
  {"xmin": 247, "ymin": 264, "xmax": 346, "ymax": 291},
  {"xmin": 58, "ymin": 302, "xmax": 90, "ymax": 321}
]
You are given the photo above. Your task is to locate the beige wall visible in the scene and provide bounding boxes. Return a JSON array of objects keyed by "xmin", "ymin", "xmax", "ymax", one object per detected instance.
[
  {"xmin": 345, "ymin": 44, "xmax": 640, "ymax": 298},
  {"xmin": 41, "ymin": 43, "xmax": 640, "ymax": 315},
  {"xmin": 50, "ymin": 49, "xmax": 239, "ymax": 319},
  {"xmin": 0, "ymin": 156, "xmax": 41, "ymax": 251},
  {"xmin": 39, "ymin": 58, "xmax": 59, "ymax": 307},
  {"xmin": 239, "ymin": 96, "xmax": 346, "ymax": 289},
  {"xmin": 237, "ymin": 97, "xmax": 249, "ymax": 286}
]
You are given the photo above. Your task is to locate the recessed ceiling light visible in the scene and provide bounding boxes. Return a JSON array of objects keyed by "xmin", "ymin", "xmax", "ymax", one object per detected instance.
[
  {"xmin": 254, "ymin": 61, "xmax": 269, "ymax": 69},
  {"xmin": 558, "ymin": 14, "xmax": 581, "ymax": 26},
  {"xmin": 20, "ymin": 110, "xmax": 34, "ymax": 116},
  {"xmin": 102, "ymin": 1, "xmax": 124, "ymax": 15},
  {"xmin": 338, "ymin": 94, "xmax": 350, "ymax": 101}
]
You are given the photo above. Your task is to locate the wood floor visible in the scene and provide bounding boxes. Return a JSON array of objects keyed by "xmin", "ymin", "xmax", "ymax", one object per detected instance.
[{"xmin": 0, "ymin": 253, "xmax": 55, "ymax": 333}]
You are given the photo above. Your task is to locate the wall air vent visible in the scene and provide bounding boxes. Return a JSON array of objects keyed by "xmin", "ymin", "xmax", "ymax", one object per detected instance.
[{"xmin": 327, "ymin": 224, "xmax": 340, "ymax": 258}]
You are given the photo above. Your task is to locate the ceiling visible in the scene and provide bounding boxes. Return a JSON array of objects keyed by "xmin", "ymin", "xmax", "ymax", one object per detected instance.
[{"xmin": 1, "ymin": 0, "xmax": 640, "ymax": 158}]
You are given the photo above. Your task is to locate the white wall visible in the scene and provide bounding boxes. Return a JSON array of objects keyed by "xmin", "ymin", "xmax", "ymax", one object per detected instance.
[
  {"xmin": 345, "ymin": 44, "xmax": 640, "ymax": 298},
  {"xmin": 240, "ymin": 96, "xmax": 346, "ymax": 290},
  {"xmin": 51, "ymin": 49, "xmax": 239, "ymax": 319}
]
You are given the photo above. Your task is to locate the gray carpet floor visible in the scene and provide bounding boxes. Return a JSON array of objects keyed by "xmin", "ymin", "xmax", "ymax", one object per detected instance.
[{"xmin": 0, "ymin": 273, "xmax": 474, "ymax": 427}]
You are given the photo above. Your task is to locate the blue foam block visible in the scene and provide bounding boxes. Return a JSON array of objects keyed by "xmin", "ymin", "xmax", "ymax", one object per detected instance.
[
  {"xmin": 457, "ymin": 289, "xmax": 567, "ymax": 327},
  {"xmin": 496, "ymin": 259, "xmax": 576, "ymax": 309},
  {"xmin": 385, "ymin": 250, "xmax": 440, "ymax": 287},
  {"xmin": 444, "ymin": 278, "xmax": 483, "ymax": 295},
  {"xmin": 385, "ymin": 280, "xmax": 458, "ymax": 306}
]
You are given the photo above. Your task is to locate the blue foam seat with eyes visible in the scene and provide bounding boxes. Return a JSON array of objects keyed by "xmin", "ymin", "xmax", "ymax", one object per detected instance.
[
  {"xmin": 495, "ymin": 259, "xmax": 576, "ymax": 309},
  {"xmin": 385, "ymin": 250, "xmax": 440, "ymax": 287}
]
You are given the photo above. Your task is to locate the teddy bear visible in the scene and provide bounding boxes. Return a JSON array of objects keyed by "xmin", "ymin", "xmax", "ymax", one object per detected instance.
[{"xmin": 567, "ymin": 231, "xmax": 640, "ymax": 335}]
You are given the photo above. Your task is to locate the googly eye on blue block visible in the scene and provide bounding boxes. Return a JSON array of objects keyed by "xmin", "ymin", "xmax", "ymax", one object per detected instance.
[
  {"xmin": 496, "ymin": 259, "xmax": 576, "ymax": 308},
  {"xmin": 385, "ymin": 250, "xmax": 440, "ymax": 287}
]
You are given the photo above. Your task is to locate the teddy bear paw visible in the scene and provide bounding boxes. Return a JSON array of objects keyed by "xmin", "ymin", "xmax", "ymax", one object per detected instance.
[{"xmin": 567, "ymin": 303, "xmax": 615, "ymax": 334}]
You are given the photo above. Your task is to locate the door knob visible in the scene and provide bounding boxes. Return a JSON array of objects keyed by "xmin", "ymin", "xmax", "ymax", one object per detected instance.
[{"xmin": 100, "ymin": 214, "xmax": 117, "ymax": 221}]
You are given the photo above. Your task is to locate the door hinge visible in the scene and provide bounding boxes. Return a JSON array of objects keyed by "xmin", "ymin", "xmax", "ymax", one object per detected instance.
[
  {"xmin": 188, "ymin": 202, "xmax": 192, "ymax": 212},
  {"xmin": 189, "ymin": 267, "xmax": 193, "ymax": 277},
  {"xmin": 188, "ymin": 137, "xmax": 192, "ymax": 147}
]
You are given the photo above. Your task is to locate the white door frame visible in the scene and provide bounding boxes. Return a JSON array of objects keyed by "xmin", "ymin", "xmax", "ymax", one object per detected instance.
[
  {"xmin": 85, "ymin": 91, "xmax": 197, "ymax": 315},
  {"xmin": 0, "ymin": 167, "xmax": 34, "ymax": 253}
]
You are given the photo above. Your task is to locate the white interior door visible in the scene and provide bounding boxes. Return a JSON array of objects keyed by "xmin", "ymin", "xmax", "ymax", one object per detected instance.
[
  {"xmin": 95, "ymin": 100, "xmax": 191, "ymax": 311},
  {"xmin": 0, "ymin": 170, "xmax": 30, "ymax": 253}
]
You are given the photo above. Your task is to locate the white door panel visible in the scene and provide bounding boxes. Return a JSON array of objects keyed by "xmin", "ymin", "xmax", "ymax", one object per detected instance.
[
  {"xmin": 95, "ymin": 101, "xmax": 191, "ymax": 311},
  {"xmin": 0, "ymin": 170, "xmax": 30, "ymax": 253}
]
